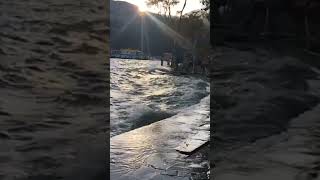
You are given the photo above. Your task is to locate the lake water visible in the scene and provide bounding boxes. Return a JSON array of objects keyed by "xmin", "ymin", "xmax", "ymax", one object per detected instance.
[{"xmin": 110, "ymin": 58, "xmax": 210, "ymax": 137}]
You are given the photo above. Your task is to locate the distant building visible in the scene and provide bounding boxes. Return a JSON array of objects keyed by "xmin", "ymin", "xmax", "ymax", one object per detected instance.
[
  {"xmin": 111, "ymin": 49, "xmax": 148, "ymax": 59},
  {"xmin": 111, "ymin": 49, "xmax": 121, "ymax": 58}
]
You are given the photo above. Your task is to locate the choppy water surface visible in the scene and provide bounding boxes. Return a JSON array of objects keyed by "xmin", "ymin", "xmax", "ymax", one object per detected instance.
[{"xmin": 110, "ymin": 58, "xmax": 209, "ymax": 137}]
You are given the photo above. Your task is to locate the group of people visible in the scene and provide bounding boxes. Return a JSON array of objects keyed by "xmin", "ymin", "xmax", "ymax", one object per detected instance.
[{"xmin": 160, "ymin": 52, "xmax": 211, "ymax": 76}]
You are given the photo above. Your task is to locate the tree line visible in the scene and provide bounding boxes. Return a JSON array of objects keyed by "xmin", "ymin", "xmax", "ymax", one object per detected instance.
[
  {"xmin": 146, "ymin": 0, "xmax": 211, "ymax": 74},
  {"xmin": 211, "ymin": 0, "xmax": 320, "ymax": 51}
]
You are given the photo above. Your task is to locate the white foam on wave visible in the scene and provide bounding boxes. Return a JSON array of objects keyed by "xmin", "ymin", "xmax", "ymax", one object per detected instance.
[{"xmin": 110, "ymin": 58, "xmax": 210, "ymax": 137}]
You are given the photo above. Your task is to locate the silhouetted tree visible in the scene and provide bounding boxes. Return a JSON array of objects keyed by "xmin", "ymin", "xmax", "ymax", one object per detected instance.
[
  {"xmin": 147, "ymin": 0, "xmax": 179, "ymax": 20},
  {"xmin": 180, "ymin": 10, "xmax": 210, "ymax": 72}
]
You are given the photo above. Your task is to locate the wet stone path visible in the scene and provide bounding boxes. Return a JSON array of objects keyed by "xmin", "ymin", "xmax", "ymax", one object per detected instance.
[
  {"xmin": 213, "ymin": 103, "xmax": 320, "ymax": 180},
  {"xmin": 110, "ymin": 96, "xmax": 210, "ymax": 180}
]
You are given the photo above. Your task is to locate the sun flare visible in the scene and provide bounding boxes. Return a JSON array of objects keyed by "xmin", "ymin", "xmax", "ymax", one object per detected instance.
[
  {"xmin": 138, "ymin": 4, "xmax": 148, "ymax": 12},
  {"xmin": 122, "ymin": 0, "xmax": 203, "ymax": 16}
]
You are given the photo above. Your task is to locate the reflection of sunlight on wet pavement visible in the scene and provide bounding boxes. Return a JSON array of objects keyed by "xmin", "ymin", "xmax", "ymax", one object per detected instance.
[{"xmin": 110, "ymin": 96, "xmax": 210, "ymax": 179}]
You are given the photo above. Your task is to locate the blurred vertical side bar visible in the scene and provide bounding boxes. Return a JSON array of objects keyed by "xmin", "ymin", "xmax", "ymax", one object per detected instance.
[{"xmin": 0, "ymin": 0, "xmax": 109, "ymax": 179}]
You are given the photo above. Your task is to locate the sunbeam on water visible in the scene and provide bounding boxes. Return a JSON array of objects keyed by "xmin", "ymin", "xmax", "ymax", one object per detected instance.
[{"xmin": 110, "ymin": 58, "xmax": 210, "ymax": 137}]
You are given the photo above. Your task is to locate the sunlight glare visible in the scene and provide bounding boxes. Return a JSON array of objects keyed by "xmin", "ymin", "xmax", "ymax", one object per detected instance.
[
  {"xmin": 138, "ymin": 3, "xmax": 148, "ymax": 12},
  {"xmin": 145, "ymin": 12, "xmax": 192, "ymax": 49}
]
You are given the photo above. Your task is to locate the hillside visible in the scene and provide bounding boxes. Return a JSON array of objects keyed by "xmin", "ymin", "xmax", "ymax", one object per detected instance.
[{"xmin": 110, "ymin": 0, "xmax": 173, "ymax": 56}]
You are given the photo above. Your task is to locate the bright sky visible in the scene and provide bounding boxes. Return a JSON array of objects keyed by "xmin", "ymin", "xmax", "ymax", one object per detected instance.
[{"xmin": 120, "ymin": 0, "xmax": 204, "ymax": 15}]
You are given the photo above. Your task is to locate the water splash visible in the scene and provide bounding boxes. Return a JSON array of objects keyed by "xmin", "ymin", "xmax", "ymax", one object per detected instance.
[{"xmin": 110, "ymin": 58, "xmax": 209, "ymax": 137}]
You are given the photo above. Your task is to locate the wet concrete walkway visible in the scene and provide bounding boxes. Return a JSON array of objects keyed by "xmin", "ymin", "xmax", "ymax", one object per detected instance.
[
  {"xmin": 214, "ymin": 103, "xmax": 320, "ymax": 180},
  {"xmin": 110, "ymin": 96, "xmax": 210, "ymax": 180}
]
